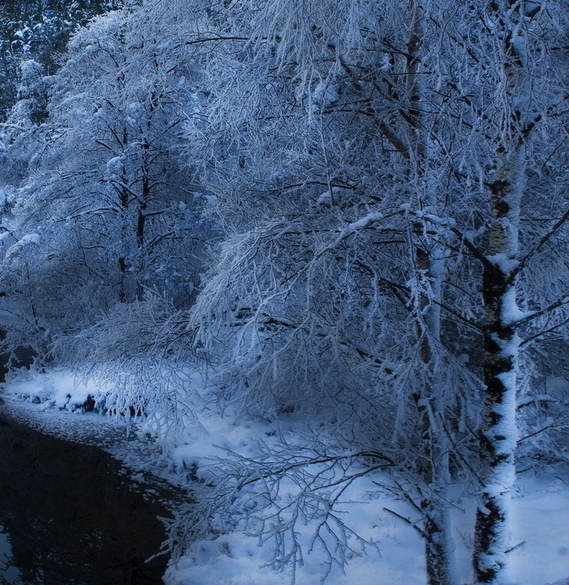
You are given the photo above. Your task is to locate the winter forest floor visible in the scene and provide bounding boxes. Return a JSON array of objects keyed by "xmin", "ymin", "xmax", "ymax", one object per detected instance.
[{"xmin": 1, "ymin": 368, "xmax": 569, "ymax": 585}]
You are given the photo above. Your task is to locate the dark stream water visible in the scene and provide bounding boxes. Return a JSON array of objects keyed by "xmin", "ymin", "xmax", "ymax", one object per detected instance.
[{"xmin": 0, "ymin": 413, "xmax": 173, "ymax": 585}]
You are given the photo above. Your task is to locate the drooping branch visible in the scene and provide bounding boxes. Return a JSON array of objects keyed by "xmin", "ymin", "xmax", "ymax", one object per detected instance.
[{"xmin": 511, "ymin": 205, "xmax": 569, "ymax": 282}]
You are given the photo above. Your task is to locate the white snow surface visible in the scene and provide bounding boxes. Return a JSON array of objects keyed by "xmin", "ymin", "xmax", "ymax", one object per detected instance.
[
  {"xmin": 501, "ymin": 288, "xmax": 533, "ymax": 326},
  {"xmin": 486, "ymin": 253, "xmax": 520, "ymax": 274},
  {"xmin": 5, "ymin": 232, "xmax": 40, "ymax": 260},
  {"xmin": 1, "ymin": 368, "xmax": 569, "ymax": 585}
]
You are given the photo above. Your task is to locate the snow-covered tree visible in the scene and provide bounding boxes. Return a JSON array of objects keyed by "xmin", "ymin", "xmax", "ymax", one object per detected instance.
[
  {"xmin": 185, "ymin": 0, "xmax": 569, "ymax": 583},
  {"xmin": 0, "ymin": 3, "xmax": 209, "ymax": 353},
  {"xmin": 0, "ymin": 0, "xmax": 119, "ymax": 121}
]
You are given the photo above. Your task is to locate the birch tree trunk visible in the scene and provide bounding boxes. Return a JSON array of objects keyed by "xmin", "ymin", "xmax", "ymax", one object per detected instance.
[
  {"xmin": 474, "ymin": 151, "xmax": 523, "ymax": 583},
  {"xmin": 473, "ymin": 1, "xmax": 537, "ymax": 581}
]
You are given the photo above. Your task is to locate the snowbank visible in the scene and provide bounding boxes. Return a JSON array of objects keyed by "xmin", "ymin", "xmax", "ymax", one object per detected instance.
[{"xmin": 1, "ymin": 368, "xmax": 568, "ymax": 585}]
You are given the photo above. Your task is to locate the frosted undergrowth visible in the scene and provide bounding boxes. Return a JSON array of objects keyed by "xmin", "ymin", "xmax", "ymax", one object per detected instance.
[{"xmin": 1, "ymin": 367, "xmax": 569, "ymax": 585}]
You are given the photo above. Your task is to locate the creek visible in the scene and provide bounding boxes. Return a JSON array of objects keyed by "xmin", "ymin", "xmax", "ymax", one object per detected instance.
[{"xmin": 0, "ymin": 412, "xmax": 174, "ymax": 585}]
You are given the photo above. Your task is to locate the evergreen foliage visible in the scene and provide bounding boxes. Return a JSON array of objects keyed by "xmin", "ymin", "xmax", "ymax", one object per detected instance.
[{"xmin": 0, "ymin": 0, "xmax": 119, "ymax": 120}]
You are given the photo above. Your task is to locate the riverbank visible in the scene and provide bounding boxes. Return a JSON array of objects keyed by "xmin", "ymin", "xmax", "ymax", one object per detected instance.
[
  {"xmin": 0, "ymin": 393, "xmax": 186, "ymax": 496},
  {"xmin": 0, "ymin": 412, "xmax": 170, "ymax": 584},
  {"xmin": 0, "ymin": 395, "xmax": 190, "ymax": 585},
  {"xmin": 2, "ymin": 370, "xmax": 569, "ymax": 585}
]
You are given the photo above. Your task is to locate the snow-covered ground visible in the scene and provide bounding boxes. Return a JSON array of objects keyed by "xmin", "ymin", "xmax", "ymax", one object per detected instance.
[{"xmin": 1, "ymin": 368, "xmax": 569, "ymax": 585}]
